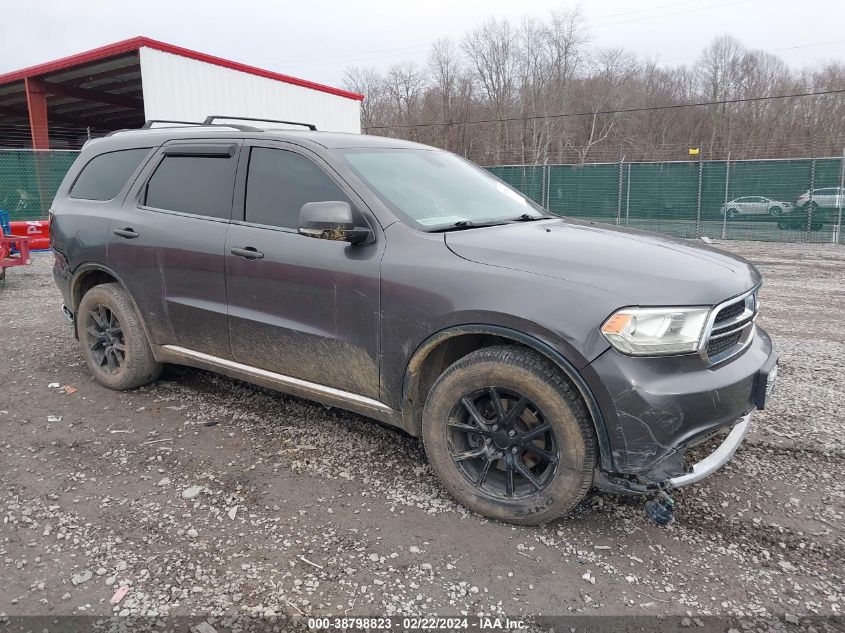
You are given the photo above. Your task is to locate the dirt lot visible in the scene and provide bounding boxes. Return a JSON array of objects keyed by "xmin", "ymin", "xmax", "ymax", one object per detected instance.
[{"xmin": 1, "ymin": 242, "xmax": 843, "ymax": 631}]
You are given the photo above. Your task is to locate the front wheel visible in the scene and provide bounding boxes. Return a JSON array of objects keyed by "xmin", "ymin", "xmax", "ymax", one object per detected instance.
[
  {"xmin": 727, "ymin": 209, "xmax": 738, "ymax": 219},
  {"xmin": 769, "ymin": 206, "xmax": 782, "ymax": 216},
  {"xmin": 422, "ymin": 346, "xmax": 596, "ymax": 525},
  {"xmin": 77, "ymin": 283, "xmax": 163, "ymax": 390}
]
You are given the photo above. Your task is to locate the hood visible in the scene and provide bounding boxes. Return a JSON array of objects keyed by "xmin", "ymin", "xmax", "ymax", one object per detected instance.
[{"xmin": 445, "ymin": 218, "xmax": 760, "ymax": 306}]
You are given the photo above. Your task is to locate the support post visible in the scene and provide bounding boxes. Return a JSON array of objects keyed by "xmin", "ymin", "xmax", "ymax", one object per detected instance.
[
  {"xmin": 616, "ymin": 149, "xmax": 625, "ymax": 226},
  {"xmin": 543, "ymin": 160, "xmax": 551, "ymax": 210},
  {"xmin": 25, "ymin": 76, "xmax": 51, "ymax": 217},
  {"xmin": 24, "ymin": 77, "xmax": 49, "ymax": 150},
  {"xmin": 807, "ymin": 140, "xmax": 816, "ymax": 242},
  {"xmin": 836, "ymin": 147, "xmax": 845, "ymax": 244},
  {"xmin": 721, "ymin": 151, "xmax": 731, "ymax": 240},
  {"xmin": 695, "ymin": 142, "xmax": 703, "ymax": 238},
  {"xmin": 625, "ymin": 163, "xmax": 632, "ymax": 226}
]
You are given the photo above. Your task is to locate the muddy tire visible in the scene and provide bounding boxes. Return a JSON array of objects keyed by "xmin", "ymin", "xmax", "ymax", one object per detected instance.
[
  {"xmin": 77, "ymin": 283, "xmax": 162, "ymax": 390},
  {"xmin": 422, "ymin": 346, "xmax": 596, "ymax": 525}
]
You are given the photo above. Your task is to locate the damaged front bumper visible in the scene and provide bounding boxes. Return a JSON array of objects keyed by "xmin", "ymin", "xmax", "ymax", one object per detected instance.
[
  {"xmin": 587, "ymin": 325, "xmax": 777, "ymax": 494},
  {"xmin": 667, "ymin": 411, "xmax": 751, "ymax": 488}
]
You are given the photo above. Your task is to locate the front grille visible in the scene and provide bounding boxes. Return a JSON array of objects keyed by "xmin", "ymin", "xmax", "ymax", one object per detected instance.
[
  {"xmin": 707, "ymin": 331, "xmax": 742, "ymax": 357},
  {"xmin": 702, "ymin": 289, "xmax": 758, "ymax": 363},
  {"xmin": 714, "ymin": 300, "xmax": 744, "ymax": 323}
]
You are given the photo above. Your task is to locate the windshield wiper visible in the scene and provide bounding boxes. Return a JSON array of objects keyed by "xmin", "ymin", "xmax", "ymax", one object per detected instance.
[
  {"xmin": 513, "ymin": 213, "xmax": 546, "ymax": 221},
  {"xmin": 429, "ymin": 220, "xmax": 510, "ymax": 232}
]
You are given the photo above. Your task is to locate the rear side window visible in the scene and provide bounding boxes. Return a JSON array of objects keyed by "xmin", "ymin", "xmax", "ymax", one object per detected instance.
[
  {"xmin": 144, "ymin": 155, "xmax": 236, "ymax": 219},
  {"xmin": 69, "ymin": 148, "xmax": 151, "ymax": 201},
  {"xmin": 245, "ymin": 147, "xmax": 350, "ymax": 229}
]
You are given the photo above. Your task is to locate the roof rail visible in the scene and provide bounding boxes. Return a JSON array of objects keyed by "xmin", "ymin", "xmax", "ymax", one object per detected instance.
[
  {"xmin": 203, "ymin": 115, "xmax": 317, "ymax": 131},
  {"xmin": 142, "ymin": 119, "xmax": 262, "ymax": 131},
  {"xmin": 142, "ymin": 119, "xmax": 203, "ymax": 128}
]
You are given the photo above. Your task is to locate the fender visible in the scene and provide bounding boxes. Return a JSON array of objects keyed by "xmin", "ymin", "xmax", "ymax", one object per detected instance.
[
  {"xmin": 401, "ymin": 324, "xmax": 614, "ymax": 472},
  {"xmin": 69, "ymin": 262, "xmax": 156, "ymax": 346}
]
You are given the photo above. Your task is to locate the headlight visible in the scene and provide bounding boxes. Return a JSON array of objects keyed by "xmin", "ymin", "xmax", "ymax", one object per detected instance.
[{"xmin": 601, "ymin": 307, "xmax": 710, "ymax": 356}]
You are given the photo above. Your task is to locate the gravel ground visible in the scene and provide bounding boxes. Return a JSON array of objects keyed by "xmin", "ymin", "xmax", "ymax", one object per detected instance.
[{"xmin": 1, "ymin": 242, "xmax": 843, "ymax": 632}]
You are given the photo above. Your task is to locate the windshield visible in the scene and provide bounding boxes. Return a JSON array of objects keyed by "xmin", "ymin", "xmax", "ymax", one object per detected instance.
[{"xmin": 339, "ymin": 148, "xmax": 547, "ymax": 230}]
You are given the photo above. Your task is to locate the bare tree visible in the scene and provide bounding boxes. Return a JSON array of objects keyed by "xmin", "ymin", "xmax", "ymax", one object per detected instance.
[
  {"xmin": 342, "ymin": 66, "xmax": 385, "ymax": 132},
  {"xmin": 564, "ymin": 48, "xmax": 638, "ymax": 163},
  {"xmin": 342, "ymin": 19, "xmax": 843, "ymax": 165},
  {"xmin": 462, "ymin": 17, "xmax": 519, "ymax": 161}
]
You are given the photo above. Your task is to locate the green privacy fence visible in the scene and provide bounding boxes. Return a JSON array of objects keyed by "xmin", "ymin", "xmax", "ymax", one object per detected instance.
[
  {"xmin": 0, "ymin": 149, "xmax": 79, "ymax": 221},
  {"xmin": 487, "ymin": 157, "xmax": 845, "ymax": 244},
  {"xmin": 1, "ymin": 148, "xmax": 843, "ymax": 244}
]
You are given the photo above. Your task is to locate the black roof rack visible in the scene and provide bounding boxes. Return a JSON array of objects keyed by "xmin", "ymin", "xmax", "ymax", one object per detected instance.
[
  {"xmin": 142, "ymin": 119, "xmax": 202, "ymax": 128},
  {"xmin": 107, "ymin": 117, "xmax": 317, "ymax": 138},
  {"xmin": 141, "ymin": 119, "xmax": 261, "ymax": 131},
  {"xmin": 203, "ymin": 115, "xmax": 317, "ymax": 131}
]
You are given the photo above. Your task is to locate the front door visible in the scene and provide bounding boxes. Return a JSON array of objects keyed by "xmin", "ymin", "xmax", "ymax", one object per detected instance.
[{"xmin": 225, "ymin": 143, "xmax": 382, "ymax": 398}]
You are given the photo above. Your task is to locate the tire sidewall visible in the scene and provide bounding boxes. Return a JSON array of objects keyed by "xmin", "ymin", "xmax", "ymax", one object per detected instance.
[
  {"xmin": 423, "ymin": 356, "xmax": 593, "ymax": 524},
  {"xmin": 77, "ymin": 285, "xmax": 145, "ymax": 390}
]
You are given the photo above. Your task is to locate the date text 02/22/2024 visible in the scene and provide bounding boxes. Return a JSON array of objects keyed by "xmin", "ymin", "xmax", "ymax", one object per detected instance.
[{"xmin": 306, "ymin": 616, "xmax": 527, "ymax": 630}]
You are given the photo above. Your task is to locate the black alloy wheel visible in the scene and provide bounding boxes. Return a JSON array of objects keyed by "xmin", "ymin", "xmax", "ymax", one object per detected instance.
[
  {"xmin": 446, "ymin": 386, "xmax": 560, "ymax": 499},
  {"xmin": 85, "ymin": 303, "xmax": 126, "ymax": 374}
]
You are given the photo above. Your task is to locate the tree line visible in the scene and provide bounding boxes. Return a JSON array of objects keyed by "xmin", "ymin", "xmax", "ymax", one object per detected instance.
[{"xmin": 342, "ymin": 10, "xmax": 845, "ymax": 165}]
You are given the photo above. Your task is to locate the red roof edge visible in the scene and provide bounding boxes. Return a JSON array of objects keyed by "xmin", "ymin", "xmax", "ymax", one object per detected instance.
[{"xmin": 0, "ymin": 36, "xmax": 365, "ymax": 102}]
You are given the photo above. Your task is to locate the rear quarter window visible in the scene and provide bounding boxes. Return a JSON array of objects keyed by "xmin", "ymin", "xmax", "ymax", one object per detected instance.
[{"xmin": 69, "ymin": 148, "xmax": 151, "ymax": 201}]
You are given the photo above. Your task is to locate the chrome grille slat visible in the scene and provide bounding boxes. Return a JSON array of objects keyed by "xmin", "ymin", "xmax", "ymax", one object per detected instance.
[
  {"xmin": 699, "ymin": 287, "xmax": 759, "ymax": 364},
  {"xmin": 709, "ymin": 323, "xmax": 751, "ymax": 340}
]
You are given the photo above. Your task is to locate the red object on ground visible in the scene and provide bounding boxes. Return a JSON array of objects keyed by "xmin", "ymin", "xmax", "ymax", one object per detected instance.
[
  {"xmin": 9, "ymin": 220, "xmax": 50, "ymax": 250},
  {"xmin": 0, "ymin": 232, "xmax": 32, "ymax": 276}
]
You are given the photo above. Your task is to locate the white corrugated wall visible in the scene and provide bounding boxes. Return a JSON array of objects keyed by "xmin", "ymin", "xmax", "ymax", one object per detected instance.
[{"xmin": 138, "ymin": 47, "xmax": 361, "ymax": 133}]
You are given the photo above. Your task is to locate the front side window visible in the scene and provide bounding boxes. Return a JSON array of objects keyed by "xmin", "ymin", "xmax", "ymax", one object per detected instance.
[
  {"xmin": 70, "ymin": 148, "xmax": 151, "ymax": 201},
  {"xmin": 144, "ymin": 154, "xmax": 236, "ymax": 219},
  {"xmin": 339, "ymin": 148, "xmax": 545, "ymax": 230},
  {"xmin": 245, "ymin": 147, "xmax": 351, "ymax": 229}
]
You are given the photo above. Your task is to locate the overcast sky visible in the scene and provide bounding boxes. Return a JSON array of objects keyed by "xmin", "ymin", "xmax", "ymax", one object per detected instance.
[{"xmin": 2, "ymin": 0, "xmax": 844, "ymax": 89}]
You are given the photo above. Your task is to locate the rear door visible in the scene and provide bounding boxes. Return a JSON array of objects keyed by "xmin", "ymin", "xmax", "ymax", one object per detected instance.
[
  {"xmin": 224, "ymin": 141, "xmax": 382, "ymax": 398},
  {"xmin": 109, "ymin": 140, "xmax": 241, "ymax": 358}
]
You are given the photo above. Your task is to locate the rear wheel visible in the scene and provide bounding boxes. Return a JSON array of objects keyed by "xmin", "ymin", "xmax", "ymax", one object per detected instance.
[
  {"xmin": 769, "ymin": 206, "xmax": 782, "ymax": 216},
  {"xmin": 422, "ymin": 346, "xmax": 596, "ymax": 525},
  {"xmin": 77, "ymin": 283, "xmax": 163, "ymax": 390}
]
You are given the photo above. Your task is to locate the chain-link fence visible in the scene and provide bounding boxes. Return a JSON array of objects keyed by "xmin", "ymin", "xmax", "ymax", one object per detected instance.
[
  {"xmin": 487, "ymin": 155, "xmax": 845, "ymax": 244},
  {"xmin": 1, "ymin": 147, "xmax": 844, "ymax": 243},
  {"xmin": 0, "ymin": 149, "xmax": 79, "ymax": 221},
  {"xmin": 0, "ymin": 149, "xmax": 80, "ymax": 221}
]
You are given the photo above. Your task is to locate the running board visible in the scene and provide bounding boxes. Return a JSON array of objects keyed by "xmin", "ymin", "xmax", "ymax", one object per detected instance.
[{"xmin": 156, "ymin": 344, "xmax": 400, "ymax": 427}]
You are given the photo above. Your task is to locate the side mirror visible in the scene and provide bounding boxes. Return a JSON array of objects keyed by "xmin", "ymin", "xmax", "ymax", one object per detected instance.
[{"xmin": 298, "ymin": 201, "xmax": 370, "ymax": 244}]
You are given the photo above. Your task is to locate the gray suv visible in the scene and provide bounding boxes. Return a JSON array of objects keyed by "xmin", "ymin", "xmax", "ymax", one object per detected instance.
[{"xmin": 51, "ymin": 118, "xmax": 778, "ymax": 525}]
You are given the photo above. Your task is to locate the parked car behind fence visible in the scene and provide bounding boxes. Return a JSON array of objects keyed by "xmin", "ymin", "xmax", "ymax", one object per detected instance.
[{"xmin": 720, "ymin": 196, "xmax": 793, "ymax": 219}]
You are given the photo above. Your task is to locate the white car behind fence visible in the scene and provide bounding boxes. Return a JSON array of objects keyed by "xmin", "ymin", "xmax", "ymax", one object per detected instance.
[{"xmin": 720, "ymin": 196, "xmax": 794, "ymax": 219}]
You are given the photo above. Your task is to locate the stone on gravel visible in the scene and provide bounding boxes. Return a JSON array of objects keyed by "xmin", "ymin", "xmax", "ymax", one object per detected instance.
[{"xmin": 181, "ymin": 485, "xmax": 202, "ymax": 499}]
